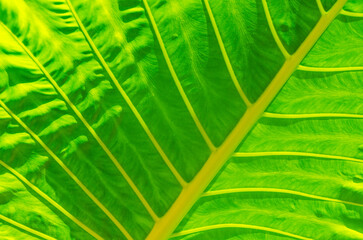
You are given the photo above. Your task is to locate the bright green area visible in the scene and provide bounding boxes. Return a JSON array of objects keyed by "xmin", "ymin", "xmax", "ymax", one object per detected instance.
[{"xmin": 0, "ymin": 0, "xmax": 361, "ymax": 239}]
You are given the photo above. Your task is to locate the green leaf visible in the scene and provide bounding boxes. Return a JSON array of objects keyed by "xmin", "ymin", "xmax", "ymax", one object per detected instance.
[{"xmin": 0, "ymin": 0, "xmax": 361, "ymax": 239}]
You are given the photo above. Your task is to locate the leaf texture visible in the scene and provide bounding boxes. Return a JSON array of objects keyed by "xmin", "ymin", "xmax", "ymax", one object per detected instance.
[{"xmin": 0, "ymin": 0, "xmax": 361, "ymax": 239}]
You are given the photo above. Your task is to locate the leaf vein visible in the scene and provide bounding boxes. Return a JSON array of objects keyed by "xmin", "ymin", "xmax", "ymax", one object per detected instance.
[
  {"xmin": 340, "ymin": 10, "xmax": 363, "ymax": 17},
  {"xmin": 316, "ymin": 0, "xmax": 326, "ymax": 15},
  {"xmin": 233, "ymin": 151, "xmax": 363, "ymax": 164},
  {"xmin": 297, "ymin": 65, "xmax": 363, "ymax": 72},
  {"xmin": 262, "ymin": 112, "xmax": 363, "ymax": 119}
]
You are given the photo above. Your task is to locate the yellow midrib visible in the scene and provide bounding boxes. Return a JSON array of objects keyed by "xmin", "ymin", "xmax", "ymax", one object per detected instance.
[{"xmin": 146, "ymin": 0, "xmax": 347, "ymax": 239}]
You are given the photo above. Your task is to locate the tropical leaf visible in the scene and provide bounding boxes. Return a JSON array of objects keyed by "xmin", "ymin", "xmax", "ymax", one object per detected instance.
[{"xmin": 0, "ymin": 0, "xmax": 361, "ymax": 239}]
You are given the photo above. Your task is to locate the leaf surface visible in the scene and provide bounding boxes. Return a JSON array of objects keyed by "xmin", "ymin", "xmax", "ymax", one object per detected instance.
[{"xmin": 0, "ymin": 0, "xmax": 361, "ymax": 239}]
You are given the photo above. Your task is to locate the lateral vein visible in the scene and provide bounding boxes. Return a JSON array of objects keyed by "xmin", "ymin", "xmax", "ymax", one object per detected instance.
[
  {"xmin": 297, "ymin": 65, "xmax": 363, "ymax": 72},
  {"xmin": 0, "ymin": 19, "xmax": 157, "ymax": 226},
  {"xmin": 262, "ymin": 112, "xmax": 363, "ymax": 119},
  {"xmin": 0, "ymin": 213, "xmax": 57, "ymax": 240},
  {"xmin": 0, "ymin": 97, "xmax": 132, "ymax": 239},
  {"xmin": 233, "ymin": 151, "xmax": 363, "ymax": 164},
  {"xmin": 170, "ymin": 224, "xmax": 311, "ymax": 240},
  {"xmin": 141, "ymin": 0, "xmax": 216, "ymax": 151},
  {"xmin": 340, "ymin": 10, "xmax": 363, "ymax": 17},
  {"xmin": 0, "ymin": 160, "xmax": 103, "ymax": 240},
  {"xmin": 202, "ymin": 188, "xmax": 363, "ymax": 208},
  {"xmin": 64, "ymin": 0, "xmax": 186, "ymax": 188},
  {"xmin": 261, "ymin": 0, "xmax": 290, "ymax": 59},
  {"xmin": 146, "ymin": 1, "xmax": 347, "ymax": 238},
  {"xmin": 202, "ymin": 0, "xmax": 251, "ymax": 107},
  {"xmin": 316, "ymin": 0, "xmax": 326, "ymax": 15}
]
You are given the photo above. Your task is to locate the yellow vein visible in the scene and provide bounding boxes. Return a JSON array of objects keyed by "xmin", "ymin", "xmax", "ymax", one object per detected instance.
[
  {"xmin": 202, "ymin": 0, "xmax": 251, "ymax": 107},
  {"xmin": 1, "ymin": 20, "xmax": 157, "ymax": 224},
  {"xmin": 141, "ymin": 0, "xmax": 216, "ymax": 151},
  {"xmin": 0, "ymin": 160, "xmax": 103, "ymax": 240},
  {"xmin": 263, "ymin": 112, "xmax": 363, "ymax": 119},
  {"xmin": 170, "ymin": 224, "xmax": 311, "ymax": 240},
  {"xmin": 316, "ymin": 0, "xmax": 326, "ymax": 15},
  {"xmin": 202, "ymin": 188, "xmax": 363, "ymax": 208},
  {"xmin": 64, "ymin": 0, "xmax": 186, "ymax": 187},
  {"xmin": 261, "ymin": 0, "xmax": 290, "ymax": 59},
  {"xmin": 0, "ymin": 214, "xmax": 56, "ymax": 240},
  {"xmin": 340, "ymin": 10, "xmax": 363, "ymax": 17},
  {"xmin": 0, "ymin": 100, "xmax": 132, "ymax": 240},
  {"xmin": 233, "ymin": 151, "xmax": 363, "ymax": 164},
  {"xmin": 298, "ymin": 65, "xmax": 363, "ymax": 72},
  {"xmin": 146, "ymin": 1, "xmax": 347, "ymax": 239}
]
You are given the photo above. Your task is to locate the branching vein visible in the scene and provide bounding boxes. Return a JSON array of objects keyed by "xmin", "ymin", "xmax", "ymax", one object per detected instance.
[{"xmin": 316, "ymin": 0, "xmax": 326, "ymax": 15}]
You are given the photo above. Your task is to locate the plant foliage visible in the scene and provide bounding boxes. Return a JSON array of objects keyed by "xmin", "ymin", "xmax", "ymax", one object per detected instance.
[{"xmin": 0, "ymin": 0, "xmax": 362, "ymax": 239}]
